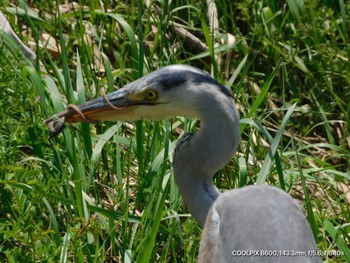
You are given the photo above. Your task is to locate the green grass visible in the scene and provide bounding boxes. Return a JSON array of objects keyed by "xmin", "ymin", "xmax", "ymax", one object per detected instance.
[{"xmin": 0, "ymin": 0, "xmax": 349, "ymax": 262}]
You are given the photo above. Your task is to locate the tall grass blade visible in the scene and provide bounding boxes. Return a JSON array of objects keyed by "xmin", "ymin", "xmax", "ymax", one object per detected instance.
[
  {"xmin": 89, "ymin": 124, "xmax": 122, "ymax": 179},
  {"xmin": 286, "ymin": 0, "xmax": 304, "ymax": 23},
  {"xmin": 324, "ymin": 219, "xmax": 350, "ymax": 262},
  {"xmin": 238, "ymin": 156, "xmax": 248, "ymax": 187},
  {"xmin": 226, "ymin": 54, "xmax": 248, "ymax": 89},
  {"xmin": 42, "ymin": 197, "xmax": 60, "ymax": 245},
  {"xmin": 294, "ymin": 142, "xmax": 319, "ymax": 241},
  {"xmin": 256, "ymin": 103, "xmax": 296, "ymax": 184},
  {"xmin": 311, "ymin": 91, "xmax": 335, "ymax": 145},
  {"xmin": 240, "ymin": 61, "xmax": 280, "ymax": 134},
  {"xmin": 76, "ymin": 50, "xmax": 92, "ymax": 158},
  {"xmin": 60, "ymin": 232, "xmax": 71, "ymax": 263},
  {"xmin": 23, "ymin": 66, "xmax": 48, "ymax": 117},
  {"xmin": 96, "ymin": 11, "xmax": 139, "ymax": 70},
  {"xmin": 56, "ymin": 6, "xmax": 73, "ymax": 103},
  {"xmin": 338, "ymin": 0, "xmax": 347, "ymax": 42}
]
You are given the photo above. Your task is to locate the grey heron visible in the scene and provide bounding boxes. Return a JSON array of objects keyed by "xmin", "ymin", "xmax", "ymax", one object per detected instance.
[{"xmin": 46, "ymin": 65, "xmax": 321, "ymax": 262}]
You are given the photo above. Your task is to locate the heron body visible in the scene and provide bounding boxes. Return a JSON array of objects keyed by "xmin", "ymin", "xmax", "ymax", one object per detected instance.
[
  {"xmin": 199, "ymin": 185, "xmax": 320, "ymax": 263},
  {"xmin": 46, "ymin": 65, "xmax": 320, "ymax": 262}
]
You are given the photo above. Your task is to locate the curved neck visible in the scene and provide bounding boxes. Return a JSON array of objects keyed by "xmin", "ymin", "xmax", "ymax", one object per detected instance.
[{"xmin": 173, "ymin": 95, "xmax": 239, "ymax": 227}]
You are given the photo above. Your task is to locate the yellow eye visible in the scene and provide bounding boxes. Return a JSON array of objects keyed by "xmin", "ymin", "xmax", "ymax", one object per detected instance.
[{"xmin": 145, "ymin": 89, "xmax": 158, "ymax": 100}]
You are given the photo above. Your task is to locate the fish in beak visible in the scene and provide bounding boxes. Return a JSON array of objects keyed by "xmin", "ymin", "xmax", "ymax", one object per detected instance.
[{"xmin": 44, "ymin": 88, "xmax": 141, "ymax": 135}]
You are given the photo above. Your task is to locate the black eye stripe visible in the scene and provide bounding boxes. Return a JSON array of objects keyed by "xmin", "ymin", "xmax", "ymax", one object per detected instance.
[
  {"xmin": 157, "ymin": 70, "xmax": 233, "ymax": 99},
  {"xmin": 135, "ymin": 65, "xmax": 233, "ymax": 99}
]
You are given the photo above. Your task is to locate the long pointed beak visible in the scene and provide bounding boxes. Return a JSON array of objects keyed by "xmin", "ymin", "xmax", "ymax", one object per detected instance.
[{"xmin": 45, "ymin": 88, "xmax": 130, "ymax": 134}]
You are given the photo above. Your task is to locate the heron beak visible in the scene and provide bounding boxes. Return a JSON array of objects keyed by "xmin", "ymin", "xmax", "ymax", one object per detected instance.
[{"xmin": 45, "ymin": 88, "xmax": 133, "ymax": 134}]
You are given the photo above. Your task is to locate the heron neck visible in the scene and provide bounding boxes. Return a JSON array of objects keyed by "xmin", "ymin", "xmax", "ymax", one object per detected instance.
[{"xmin": 173, "ymin": 96, "xmax": 239, "ymax": 227}]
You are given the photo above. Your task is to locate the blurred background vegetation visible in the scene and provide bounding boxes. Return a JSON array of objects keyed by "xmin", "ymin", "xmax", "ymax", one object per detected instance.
[{"xmin": 0, "ymin": 0, "xmax": 349, "ymax": 262}]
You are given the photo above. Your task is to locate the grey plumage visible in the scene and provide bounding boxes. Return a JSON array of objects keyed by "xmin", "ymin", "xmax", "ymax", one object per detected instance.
[{"xmin": 198, "ymin": 185, "xmax": 320, "ymax": 263}]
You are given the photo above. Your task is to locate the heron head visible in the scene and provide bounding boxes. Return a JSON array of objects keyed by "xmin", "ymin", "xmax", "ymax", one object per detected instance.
[{"xmin": 45, "ymin": 65, "xmax": 234, "ymax": 134}]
